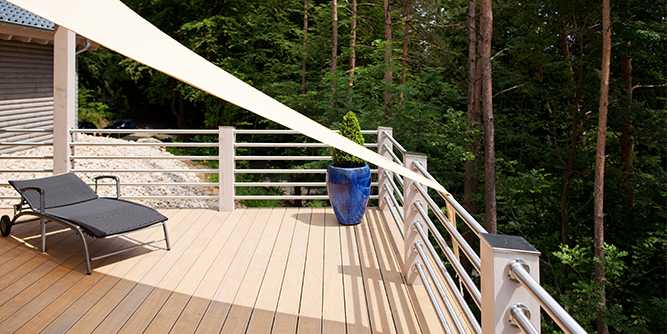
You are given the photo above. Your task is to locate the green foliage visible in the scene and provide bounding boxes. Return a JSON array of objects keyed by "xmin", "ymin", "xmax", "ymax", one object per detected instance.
[
  {"xmin": 74, "ymin": 1, "xmax": 666, "ymax": 331},
  {"xmin": 78, "ymin": 88, "xmax": 111, "ymax": 128},
  {"xmin": 553, "ymin": 244, "xmax": 633, "ymax": 332},
  {"xmin": 332, "ymin": 112, "xmax": 366, "ymax": 168}
]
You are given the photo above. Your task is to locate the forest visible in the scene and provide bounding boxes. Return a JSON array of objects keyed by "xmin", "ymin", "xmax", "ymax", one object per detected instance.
[{"xmin": 75, "ymin": 0, "xmax": 666, "ymax": 333}]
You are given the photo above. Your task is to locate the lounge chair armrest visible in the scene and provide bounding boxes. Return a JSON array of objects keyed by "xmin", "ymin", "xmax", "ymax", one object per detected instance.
[
  {"xmin": 19, "ymin": 186, "xmax": 45, "ymax": 213},
  {"xmin": 93, "ymin": 175, "xmax": 121, "ymax": 199}
]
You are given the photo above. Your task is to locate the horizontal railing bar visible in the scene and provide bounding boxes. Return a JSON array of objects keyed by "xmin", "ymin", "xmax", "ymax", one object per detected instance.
[
  {"xmin": 235, "ymin": 142, "xmax": 378, "ymax": 148},
  {"xmin": 414, "ymin": 261, "xmax": 452, "ymax": 333},
  {"xmin": 390, "ymin": 170, "xmax": 404, "ymax": 187},
  {"xmin": 70, "ymin": 142, "xmax": 218, "ymax": 148},
  {"xmin": 235, "ymin": 195, "xmax": 379, "ymax": 200},
  {"xmin": 414, "ymin": 221, "xmax": 482, "ymax": 328},
  {"xmin": 510, "ymin": 305, "xmax": 539, "ymax": 334},
  {"xmin": 71, "ymin": 129, "xmax": 219, "ymax": 134},
  {"xmin": 0, "ymin": 128, "xmax": 52, "ymax": 133},
  {"xmin": 235, "ymin": 195, "xmax": 329, "ymax": 200},
  {"xmin": 235, "ymin": 155, "xmax": 331, "ymax": 161},
  {"xmin": 383, "ymin": 194, "xmax": 405, "ymax": 238},
  {"xmin": 121, "ymin": 195, "xmax": 218, "ymax": 200},
  {"xmin": 71, "ymin": 128, "xmax": 378, "ymax": 135},
  {"xmin": 414, "ymin": 198, "xmax": 481, "ymax": 273},
  {"xmin": 234, "ymin": 169, "xmax": 378, "ymax": 174},
  {"xmin": 235, "ymin": 181, "xmax": 377, "ymax": 187},
  {"xmin": 0, "ymin": 141, "xmax": 52, "ymax": 146},
  {"xmin": 235, "ymin": 182, "xmax": 327, "ymax": 187},
  {"xmin": 234, "ymin": 129, "xmax": 378, "ymax": 135},
  {"xmin": 71, "ymin": 155, "xmax": 218, "ymax": 160},
  {"xmin": 72, "ymin": 169, "xmax": 219, "ymax": 173},
  {"xmin": 0, "ymin": 156, "xmax": 53, "ymax": 159},
  {"xmin": 0, "ymin": 169, "xmax": 53, "ymax": 173},
  {"xmin": 384, "ymin": 184, "xmax": 404, "ymax": 214},
  {"xmin": 415, "ymin": 241, "xmax": 468, "ymax": 334},
  {"xmin": 414, "ymin": 202, "xmax": 482, "ymax": 307},
  {"xmin": 413, "ymin": 161, "xmax": 487, "ymax": 235},
  {"xmin": 383, "ymin": 143, "xmax": 403, "ymax": 164},
  {"xmin": 89, "ymin": 182, "xmax": 218, "ymax": 187},
  {"xmin": 509, "ymin": 261, "xmax": 587, "ymax": 334},
  {"xmin": 385, "ymin": 171, "xmax": 404, "ymax": 203},
  {"xmin": 383, "ymin": 132, "xmax": 408, "ymax": 153}
]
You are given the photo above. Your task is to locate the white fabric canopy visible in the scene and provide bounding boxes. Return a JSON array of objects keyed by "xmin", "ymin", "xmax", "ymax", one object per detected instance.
[{"xmin": 8, "ymin": 0, "xmax": 445, "ymax": 193}]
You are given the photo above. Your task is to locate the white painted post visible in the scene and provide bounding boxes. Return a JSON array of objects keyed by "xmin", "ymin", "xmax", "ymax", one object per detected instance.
[
  {"xmin": 402, "ymin": 152, "xmax": 427, "ymax": 285},
  {"xmin": 53, "ymin": 27, "xmax": 76, "ymax": 174},
  {"xmin": 480, "ymin": 233, "xmax": 541, "ymax": 334},
  {"xmin": 219, "ymin": 126, "xmax": 235, "ymax": 211},
  {"xmin": 377, "ymin": 126, "xmax": 392, "ymax": 210}
]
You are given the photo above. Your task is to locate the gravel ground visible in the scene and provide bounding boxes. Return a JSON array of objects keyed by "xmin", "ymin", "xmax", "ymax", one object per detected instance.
[{"xmin": 0, "ymin": 134, "xmax": 217, "ymax": 209}]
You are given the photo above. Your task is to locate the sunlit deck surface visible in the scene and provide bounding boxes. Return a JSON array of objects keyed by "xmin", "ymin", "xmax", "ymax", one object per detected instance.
[{"xmin": 0, "ymin": 207, "xmax": 445, "ymax": 334}]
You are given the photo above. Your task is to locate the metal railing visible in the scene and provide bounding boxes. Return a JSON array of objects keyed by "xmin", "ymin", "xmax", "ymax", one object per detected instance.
[
  {"xmin": 0, "ymin": 127, "xmax": 54, "ymax": 201},
  {"xmin": 376, "ymin": 129, "xmax": 587, "ymax": 334},
  {"xmin": 68, "ymin": 127, "xmax": 379, "ymax": 204},
  {"xmin": 1, "ymin": 127, "xmax": 381, "ymax": 205},
  {"xmin": 0, "ymin": 125, "xmax": 588, "ymax": 333}
]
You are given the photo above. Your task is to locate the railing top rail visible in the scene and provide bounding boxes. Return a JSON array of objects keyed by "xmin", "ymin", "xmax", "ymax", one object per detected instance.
[
  {"xmin": 235, "ymin": 129, "xmax": 378, "ymax": 135},
  {"xmin": 70, "ymin": 128, "xmax": 378, "ymax": 135},
  {"xmin": 71, "ymin": 128, "xmax": 219, "ymax": 134},
  {"xmin": 380, "ymin": 130, "xmax": 408, "ymax": 153},
  {"xmin": 412, "ymin": 160, "xmax": 487, "ymax": 235}
]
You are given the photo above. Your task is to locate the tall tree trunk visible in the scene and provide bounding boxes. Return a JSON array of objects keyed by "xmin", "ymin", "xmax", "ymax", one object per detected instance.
[
  {"xmin": 620, "ymin": 48, "xmax": 635, "ymax": 209},
  {"xmin": 383, "ymin": 0, "xmax": 393, "ymax": 121},
  {"xmin": 594, "ymin": 1, "xmax": 611, "ymax": 333},
  {"xmin": 558, "ymin": 20, "xmax": 585, "ymax": 245},
  {"xmin": 464, "ymin": 0, "xmax": 480, "ymax": 213},
  {"xmin": 348, "ymin": 0, "xmax": 357, "ymax": 88},
  {"xmin": 331, "ymin": 0, "xmax": 338, "ymax": 106},
  {"xmin": 400, "ymin": 0, "xmax": 411, "ymax": 102},
  {"xmin": 301, "ymin": 0, "xmax": 309, "ymax": 94},
  {"xmin": 479, "ymin": 0, "xmax": 496, "ymax": 232}
]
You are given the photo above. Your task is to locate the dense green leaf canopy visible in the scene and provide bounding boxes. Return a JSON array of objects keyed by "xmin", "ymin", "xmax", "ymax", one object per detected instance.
[{"xmin": 77, "ymin": 1, "xmax": 666, "ymax": 332}]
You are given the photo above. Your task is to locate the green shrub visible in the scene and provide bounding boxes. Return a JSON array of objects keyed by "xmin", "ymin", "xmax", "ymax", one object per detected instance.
[
  {"xmin": 78, "ymin": 88, "xmax": 112, "ymax": 128},
  {"xmin": 332, "ymin": 112, "xmax": 366, "ymax": 168}
]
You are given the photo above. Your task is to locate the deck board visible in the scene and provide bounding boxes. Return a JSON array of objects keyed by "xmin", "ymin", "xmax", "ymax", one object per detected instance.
[
  {"xmin": 244, "ymin": 208, "xmax": 298, "ymax": 334},
  {"xmin": 0, "ymin": 208, "xmax": 447, "ymax": 334},
  {"xmin": 271, "ymin": 208, "xmax": 312, "ymax": 334},
  {"xmin": 296, "ymin": 207, "xmax": 325, "ymax": 334}
]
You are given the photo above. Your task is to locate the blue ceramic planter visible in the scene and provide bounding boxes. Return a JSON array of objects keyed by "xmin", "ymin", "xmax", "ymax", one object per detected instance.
[{"xmin": 327, "ymin": 164, "xmax": 371, "ymax": 225}]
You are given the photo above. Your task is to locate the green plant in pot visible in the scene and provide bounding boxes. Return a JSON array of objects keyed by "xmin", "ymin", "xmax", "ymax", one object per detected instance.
[{"xmin": 327, "ymin": 112, "xmax": 371, "ymax": 225}]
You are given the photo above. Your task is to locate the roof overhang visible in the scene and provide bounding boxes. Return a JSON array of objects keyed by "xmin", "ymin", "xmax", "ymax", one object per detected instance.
[{"xmin": 0, "ymin": 21, "xmax": 98, "ymax": 49}]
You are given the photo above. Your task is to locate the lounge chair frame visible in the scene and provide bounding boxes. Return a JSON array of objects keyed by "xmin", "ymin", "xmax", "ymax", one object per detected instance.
[{"xmin": 3, "ymin": 175, "xmax": 170, "ymax": 274}]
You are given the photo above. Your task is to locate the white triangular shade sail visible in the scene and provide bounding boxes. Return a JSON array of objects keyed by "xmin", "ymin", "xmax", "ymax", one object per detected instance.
[{"xmin": 8, "ymin": 0, "xmax": 445, "ymax": 193}]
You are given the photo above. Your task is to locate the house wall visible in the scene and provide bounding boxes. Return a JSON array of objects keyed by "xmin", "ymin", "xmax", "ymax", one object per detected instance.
[{"xmin": 0, "ymin": 39, "xmax": 54, "ymax": 153}]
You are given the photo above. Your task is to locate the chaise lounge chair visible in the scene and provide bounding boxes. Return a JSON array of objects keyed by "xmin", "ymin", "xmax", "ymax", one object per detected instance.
[{"xmin": 0, "ymin": 173, "xmax": 170, "ymax": 274}]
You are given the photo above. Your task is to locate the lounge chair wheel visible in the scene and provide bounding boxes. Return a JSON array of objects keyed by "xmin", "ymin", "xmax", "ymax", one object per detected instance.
[{"xmin": 0, "ymin": 215, "xmax": 10, "ymax": 237}]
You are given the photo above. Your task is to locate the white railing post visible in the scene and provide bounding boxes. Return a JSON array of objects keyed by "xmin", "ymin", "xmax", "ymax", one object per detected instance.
[
  {"xmin": 480, "ymin": 233, "xmax": 541, "ymax": 334},
  {"xmin": 377, "ymin": 126, "xmax": 392, "ymax": 209},
  {"xmin": 219, "ymin": 126, "xmax": 235, "ymax": 211},
  {"xmin": 402, "ymin": 152, "xmax": 427, "ymax": 285},
  {"xmin": 53, "ymin": 27, "xmax": 76, "ymax": 174}
]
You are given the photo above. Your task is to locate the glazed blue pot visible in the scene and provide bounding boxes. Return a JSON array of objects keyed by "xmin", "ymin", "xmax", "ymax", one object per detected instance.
[{"xmin": 327, "ymin": 164, "xmax": 371, "ymax": 225}]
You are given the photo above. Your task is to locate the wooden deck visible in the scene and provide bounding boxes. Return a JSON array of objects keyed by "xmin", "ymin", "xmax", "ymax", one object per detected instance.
[{"xmin": 0, "ymin": 207, "xmax": 444, "ymax": 334}]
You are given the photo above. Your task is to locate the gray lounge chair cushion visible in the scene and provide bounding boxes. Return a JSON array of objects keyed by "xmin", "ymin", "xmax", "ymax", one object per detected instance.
[
  {"xmin": 9, "ymin": 173, "xmax": 97, "ymax": 210},
  {"xmin": 45, "ymin": 198, "xmax": 167, "ymax": 238},
  {"xmin": 10, "ymin": 173, "xmax": 167, "ymax": 238}
]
